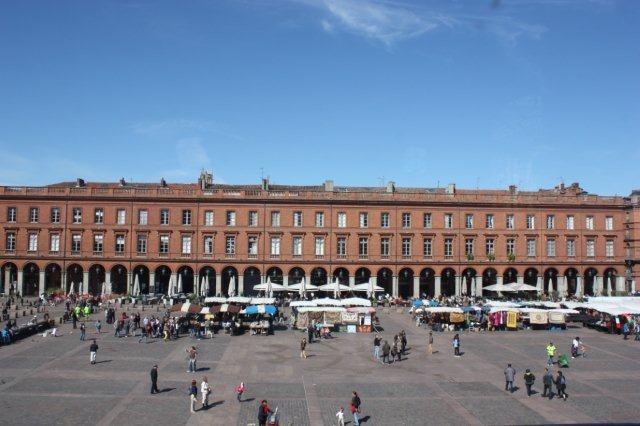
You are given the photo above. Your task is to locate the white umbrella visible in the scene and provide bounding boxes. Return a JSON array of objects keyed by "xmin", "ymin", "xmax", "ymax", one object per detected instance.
[
  {"xmin": 318, "ymin": 278, "xmax": 352, "ymax": 298},
  {"xmin": 575, "ymin": 277, "xmax": 582, "ymax": 296},
  {"xmin": 68, "ymin": 281, "xmax": 75, "ymax": 296},
  {"xmin": 606, "ymin": 276, "xmax": 612, "ymax": 296},
  {"xmin": 352, "ymin": 280, "xmax": 384, "ymax": 298},
  {"xmin": 483, "ymin": 283, "xmax": 518, "ymax": 292},
  {"xmin": 512, "ymin": 283, "xmax": 539, "ymax": 292},
  {"xmin": 101, "ymin": 282, "xmax": 106, "ymax": 296},
  {"xmin": 547, "ymin": 277, "xmax": 553, "ymax": 294},
  {"xmin": 177, "ymin": 274, "xmax": 183, "ymax": 294},
  {"xmin": 228, "ymin": 275, "xmax": 236, "ymax": 297},
  {"xmin": 471, "ymin": 276, "xmax": 476, "ymax": 297},
  {"xmin": 168, "ymin": 276, "xmax": 175, "ymax": 296},
  {"xmin": 133, "ymin": 274, "xmax": 140, "ymax": 297},
  {"xmin": 200, "ymin": 275, "xmax": 208, "ymax": 297}
]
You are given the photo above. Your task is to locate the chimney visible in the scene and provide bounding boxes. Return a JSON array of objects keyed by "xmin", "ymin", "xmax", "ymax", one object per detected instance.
[
  {"xmin": 160, "ymin": 178, "xmax": 167, "ymax": 188},
  {"xmin": 509, "ymin": 185, "xmax": 517, "ymax": 195},
  {"xmin": 261, "ymin": 177, "xmax": 269, "ymax": 191},
  {"xmin": 446, "ymin": 183, "xmax": 456, "ymax": 195},
  {"xmin": 198, "ymin": 170, "xmax": 213, "ymax": 189},
  {"xmin": 119, "ymin": 178, "xmax": 126, "ymax": 187},
  {"xmin": 75, "ymin": 178, "xmax": 85, "ymax": 188},
  {"xmin": 324, "ymin": 180, "xmax": 334, "ymax": 192},
  {"xmin": 386, "ymin": 181, "xmax": 395, "ymax": 193}
]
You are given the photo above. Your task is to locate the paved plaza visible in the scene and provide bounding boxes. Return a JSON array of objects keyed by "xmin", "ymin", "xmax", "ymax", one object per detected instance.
[{"xmin": 1, "ymin": 305, "xmax": 640, "ymax": 425}]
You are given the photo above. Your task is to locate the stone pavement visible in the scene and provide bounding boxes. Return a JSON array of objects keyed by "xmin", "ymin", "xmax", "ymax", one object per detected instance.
[{"xmin": 1, "ymin": 305, "xmax": 640, "ymax": 425}]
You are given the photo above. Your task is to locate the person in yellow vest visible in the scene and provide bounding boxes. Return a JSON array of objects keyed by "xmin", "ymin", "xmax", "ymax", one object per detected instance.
[
  {"xmin": 74, "ymin": 306, "xmax": 81, "ymax": 319},
  {"xmin": 83, "ymin": 305, "xmax": 90, "ymax": 318},
  {"xmin": 546, "ymin": 342, "xmax": 557, "ymax": 366}
]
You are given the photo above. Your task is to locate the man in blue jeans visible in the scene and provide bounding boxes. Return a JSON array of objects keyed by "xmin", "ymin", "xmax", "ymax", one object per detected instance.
[
  {"xmin": 351, "ymin": 391, "xmax": 361, "ymax": 426},
  {"xmin": 373, "ymin": 335, "xmax": 381, "ymax": 361}
]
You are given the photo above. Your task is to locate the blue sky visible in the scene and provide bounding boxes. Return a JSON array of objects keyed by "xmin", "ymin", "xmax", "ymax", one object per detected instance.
[{"xmin": 0, "ymin": 0, "xmax": 638, "ymax": 195}]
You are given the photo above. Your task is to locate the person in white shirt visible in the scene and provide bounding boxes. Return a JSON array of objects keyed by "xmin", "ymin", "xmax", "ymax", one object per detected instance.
[
  {"xmin": 335, "ymin": 406, "xmax": 345, "ymax": 426},
  {"xmin": 201, "ymin": 377, "xmax": 211, "ymax": 408},
  {"xmin": 571, "ymin": 337, "xmax": 581, "ymax": 358}
]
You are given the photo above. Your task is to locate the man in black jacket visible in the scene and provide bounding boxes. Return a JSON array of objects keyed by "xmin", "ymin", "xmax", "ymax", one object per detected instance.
[{"xmin": 150, "ymin": 365, "xmax": 159, "ymax": 394}]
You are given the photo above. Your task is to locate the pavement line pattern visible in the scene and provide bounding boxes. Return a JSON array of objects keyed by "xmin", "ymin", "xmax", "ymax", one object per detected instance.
[{"xmin": 302, "ymin": 375, "xmax": 324, "ymax": 425}]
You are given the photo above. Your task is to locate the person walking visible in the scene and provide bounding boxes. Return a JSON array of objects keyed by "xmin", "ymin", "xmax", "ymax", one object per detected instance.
[
  {"xmin": 546, "ymin": 342, "xmax": 557, "ymax": 366},
  {"xmin": 381, "ymin": 340, "xmax": 391, "ymax": 364},
  {"xmin": 523, "ymin": 369, "xmax": 536, "ymax": 397},
  {"xmin": 186, "ymin": 346, "xmax": 198, "ymax": 373},
  {"xmin": 400, "ymin": 330, "xmax": 407, "ymax": 354},
  {"xmin": 300, "ymin": 337, "xmax": 307, "ymax": 359},
  {"xmin": 235, "ymin": 382, "xmax": 245, "ymax": 402},
  {"xmin": 504, "ymin": 364, "xmax": 516, "ymax": 393},
  {"xmin": 542, "ymin": 368, "xmax": 554, "ymax": 399},
  {"xmin": 95, "ymin": 319, "xmax": 102, "ymax": 334},
  {"xmin": 257, "ymin": 400, "xmax": 272, "ymax": 426},
  {"xmin": 571, "ymin": 337, "xmax": 580, "ymax": 358},
  {"xmin": 555, "ymin": 371, "xmax": 567, "ymax": 400},
  {"xmin": 373, "ymin": 334, "xmax": 381, "ymax": 361},
  {"xmin": 622, "ymin": 322, "xmax": 630, "ymax": 340},
  {"xmin": 336, "ymin": 406, "xmax": 345, "ymax": 426},
  {"xmin": 201, "ymin": 377, "xmax": 211, "ymax": 408},
  {"xmin": 350, "ymin": 391, "xmax": 361, "ymax": 426},
  {"xmin": 89, "ymin": 339, "xmax": 98, "ymax": 365},
  {"xmin": 79, "ymin": 322, "xmax": 86, "ymax": 341},
  {"xmin": 150, "ymin": 365, "xmax": 159, "ymax": 394},
  {"xmin": 428, "ymin": 331, "xmax": 434, "ymax": 355},
  {"xmin": 452, "ymin": 334, "xmax": 461, "ymax": 357},
  {"xmin": 634, "ymin": 321, "xmax": 640, "ymax": 341},
  {"xmin": 188, "ymin": 379, "xmax": 198, "ymax": 413}
]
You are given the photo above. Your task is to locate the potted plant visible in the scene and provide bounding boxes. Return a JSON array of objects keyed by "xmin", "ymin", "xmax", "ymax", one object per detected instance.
[
  {"xmin": 487, "ymin": 253, "xmax": 495, "ymax": 262},
  {"xmin": 466, "ymin": 253, "xmax": 474, "ymax": 261},
  {"xmin": 507, "ymin": 253, "xmax": 516, "ymax": 262}
]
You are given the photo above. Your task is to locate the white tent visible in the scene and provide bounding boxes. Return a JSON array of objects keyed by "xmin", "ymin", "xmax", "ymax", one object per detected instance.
[
  {"xmin": 250, "ymin": 297, "xmax": 276, "ymax": 305},
  {"xmin": 314, "ymin": 297, "xmax": 341, "ymax": 306},
  {"xmin": 228, "ymin": 275, "xmax": 236, "ymax": 297},
  {"xmin": 227, "ymin": 296, "xmax": 251, "ymax": 304},
  {"xmin": 317, "ymin": 278, "xmax": 352, "ymax": 298},
  {"xmin": 132, "ymin": 275, "xmax": 140, "ymax": 297},
  {"xmin": 290, "ymin": 300, "xmax": 317, "ymax": 307},
  {"xmin": 253, "ymin": 281, "xmax": 287, "ymax": 292},
  {"xmin": 351, "ymin": 280, "xmax": 384, "ymax": 297},
  {"xmin": 340, "ymin": 297, "xmax": 372, "ymax": 307},
  {"xmin": 287, "ymin": 277, "xmax": 319, "ymax": 297},
  {"xmin": 511, "ymin": 283, "xmax": 538, "ymax": 292},
  {"xmin": 204, "ymin": 296, "xmax": 227, "ymax": 303},
  {"xmin": 483, "ymin": 283, "xmax": 518, "ymax": 292}
]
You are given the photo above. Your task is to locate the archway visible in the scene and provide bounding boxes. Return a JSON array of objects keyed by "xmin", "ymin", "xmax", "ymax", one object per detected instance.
[
  {"xmin": 154, "ymin": 265, "xmax": 171, "ymax": 295},
  {"xmin": 461, "ymin": 268, "xmax": 476, "ymax": 296},
  {"xmin": 242, "ymin": 267, "xmax": 259, "ymax": 296},
  {"xmin": 584, "ymin": 268, "xmax": 597, "ymax": 296},
  {"xmin": 66, "ymin": 264, "xmax": 83, "ymax": 294},
  {"xmin": 199, "ymin": 266, "xmax": 216, "ymax": 296},
  {"xmin": 355, "ymin": 267, "xmax": 371, "ymax": 285},
  {"xmin": 524, "ymin": 268, "xmax": 538, "ymax": 287},
  {"xmin": 543, "ymin": 268, "xmax": 558, "ymax": 294},
  {"xmin": 266, "ymin": 267, "xmax": 283, "ymax": 285},
  {"xmin": 419, "ymin": 268, "xmax": 435, "ymax": 298},
  {"xmin": 565, "ymin": 268, "xmax": 578, "ymax": 296},
  {"xmin": 441, "ymin": 268, "xmax": 456, "ymax": 296},
  {"xmin": 310, "ymin": 267, "xmax": 327, "ymax": 287},
  {"xmin": 22, "ymin": 263, "xmax": 39, "ymax": 296},
  {"xmin": 398, "ymin": 268, "xmax": 413, "ymax": 299},
  {"xmin": 111, "ymin": 265, "xmax": 127, "ymax": 294},
  {"xmin": 133, "ymin": 265, "xmax": 150, "ymax": 295},
  {"xmin": 221, "ymin": 266, "xmax": 238, "ymax": 296},
  {"xmin": 482, "ymin": 268, "xmax": 497, "ymax": 292},
  {"xmin": 177, "ymin": 266, "xmax": 194, "ymax": 294},
  {"xmin": 333, "ymin": 268, "xmax": 349, "ymax": 285},
  {"xmin": 503, "ymin": 267, "xmax": 518, "ymax": 284},
  {"xmin": 45, "ymin": 263, "xmax": 62, "ymax": 292},
  {"xmin": 288, "ymin": 267, "xmax": 305, "ymax": 286},
  {"xmin": 377, "ymin": 268, "xmax": 393, "ymax": 295},
  {"xmin": 89, "ymin": 264, "xmax": 105, "ymax": 295},
  {"xmin": 604, "ymin": 268, "xmax": 618, "ymax": 295},
  {"xmin": 1, "ymin": 262, "xmax": 18, "ymax": 295}
]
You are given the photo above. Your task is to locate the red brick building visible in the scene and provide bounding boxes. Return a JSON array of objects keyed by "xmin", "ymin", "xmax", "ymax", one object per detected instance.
[{"xmin": 1, "ymin": 173, "xmax": 637, "ymax": 298}]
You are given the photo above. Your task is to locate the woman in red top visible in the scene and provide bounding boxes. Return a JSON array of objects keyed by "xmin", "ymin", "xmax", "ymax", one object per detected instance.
[{"xmin": 257, "ymin": 399, "xmax": 271, "ymax": 426}]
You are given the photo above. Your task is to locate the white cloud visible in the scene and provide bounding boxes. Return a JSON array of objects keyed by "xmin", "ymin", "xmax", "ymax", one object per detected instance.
[{"xmin": 321, "ymin": 19, "xmax": 334, "ymax": 33}]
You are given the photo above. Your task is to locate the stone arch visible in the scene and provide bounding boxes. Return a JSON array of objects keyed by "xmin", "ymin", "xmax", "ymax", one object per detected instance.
[
  {"xmin": 398, "ymin": 268, "xmax": 414, "ymax": 299},
  {"xmin": 154, "ymin": 265, "xmax": 172, "ymax": 295},
  {"xmin": 22, "ymin": 262, "xmax": 40, "ymax": 296},
  {"xmin": 377, "ymin": 268, "xmax": 393, "ymax": 295},
  {"xmin": 354, "ymin": 267, "xmax": 371, "ymax": 285},
  {"xmin": 419, "ymin": 268, "xmax": 435, "ymax": 298},
  {"xmin": 441, "ymin": 268, "xmax": 456, "ymax": 296},
  {"xmin": 110, "ymin": 264, "xmax": 127, "ymax": 294}
]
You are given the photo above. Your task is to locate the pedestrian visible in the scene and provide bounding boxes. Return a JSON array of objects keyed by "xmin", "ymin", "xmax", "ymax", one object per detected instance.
[
  {"xmin": 452, "ymin": 333, "xmax": 461, "ymax": 357},
  {"xmin": 300, "ymin": 337, "xmax": 307, "ymax": 359},
  {"xmin": 336, "ymin": 406, "xmax": 345, "ymax": 426},
  {"xmin": 542, "ymin": 368, "xmax": 553, "ymax": 399},
  {"xmin": 186, "ymin": 346, "xmax": 197, "ymax": 373},
  {"xmin": 95, "ymin": 319, "xmax": 102, "ymax": 334},
  {"xmin": 350, "ymin": 391, "xmax": 361, "ymax": 426},
  {"xmin": 381, "ymin": 340, "xmax": 391, "ymax": 364},
  {"xmin": 400, "ymin": 330, "xmax": 407, "ymax": 354},
  {"xmin": 79, "ymin": 322, "xmax": 86, "ymax": 341},
  {"xmin": 390, "ymin": 342, "xmax": 398, "ymax": 363},
  {"xmin": 373, "ymin": 334, "xmax": 381, "ymax": 361},
  {"xmin": 72, "ymin": 311, "xmax": 77, "ymax": 329},
  {"xmin": 523, "ymin": 369, "xmax": 535, "ymax": 397},
  {"xmin": 622, "ymin": 322, "xmax": 630, "ymax": 340},
  {"xmin": 150, "ymin": 365, "xmax": 159, "ymax": 394},
  {"xmin": 546, "ymin": 342, "xmax": 557, "ymax": 366},
  {"xmin": 235, "ymin": 382, "xmax": 245, "ymax": 402},
  {"xmin": 257, "ymin": 399, "xmax": 272, "ymax": 426},
  {"xmin": 307, "ymin": 323, "xmax": 314, "ymax": 344},
  {"xmin": 428, "ymin": 331, "xmax": 434, "ymax": 355},
  {"xmin": 571, "ymin": 337, "xmax": 580, "ymax": 358},
  {"xmin": 555, "ymin": 371, "xmax": 567, "ymax": 400},
  {"xmin": 139, "ymin": 325, "xmax": 148, "ymax": 343},
  {"xmin": 188, "ymin": 379, "xmax": 198, "ymax": 413},
  {"xmin": 504, "ymin": 363, "xmax": 516, "ymax": 393},
  {"xmin": 395, "ymin": 340, "xmax": 402, "ymax": 362},
  {"xmin": 201, "ymin": 377, "xmax": 211, "ymax": 408},
  {"xmin": 635, "ymin": 321, "xmax": 640, "ymax": 341},
  {"xmin": 89, "ymin": 339, "xmax": 98, "ymax": 365}
]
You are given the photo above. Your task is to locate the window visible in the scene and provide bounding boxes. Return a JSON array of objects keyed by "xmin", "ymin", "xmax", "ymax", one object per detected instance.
[
  {"xmin": 204, "ymin": 235, "xmax": 214, "ymax": 254},
  {"xmin": 358, "ymin": 237, "xmax": 368, "ymax": 257},
  {"xmin": 336, "ymin": 237, "xmax": 347, "ymax": 257},
  {"xmin": 116, "ymin": 209, "xmax": 126, "ymax": 225},
  {"xmin": 605, "ymin": 216, "xmax": 613, "ymax": 231},
  {"xmin": 444, "ymin": 238, "xmax": 453, "ymax": 257},
  {"xmin": 29, "ymin": 207, "xmax": 39, "ymax": 223},
  {"xmin": 71, "ymin": 234, "xmax": 81, "ymax": 253},
  {"xmin": 50, "ymin": 207, "xmax": 60, "ymax": 224},
  {"xmin": 566, "ymin": 239, "xmax": 575, "ymax": 257},
  {"xmin": 159, "ymin": 235, "xmax": 169, "ymax": 254},
  {"xmin": 402, "ymin": 237, "xmax": 411, "ymax": 257},
  {"xmin": 93, "ymin": 234, "xmax": 103, "ymax": 253},
  {"xmin": 292, "ymin": 236, "xmax": 302, "ymax": 256},
  {"xmin": 293, "ymin": 211, "xmax": 303, "ymax": 227},
  {"xmin": 226, "ymin": 211, "xmax": 236, "ymax": 226},
  {"xmin": 485, "ymin": 238, "xmax": 495, "ymax": 255},
  {"xmin": 526, "ymin": 239, "xmax": 536, "ymax": 257},
  {"xmin": 506, "ymin": 238, "xmax": 515, "ymax": 256},
  {"xmin": 315, "ymin": 237, "xmax": 325, "ymax": 256},
  {"xmin": 137, "ymin": 235, "xmax": 147, "ymax": 254},
  {"xmin": 465, "ymin": 214, "xmax": 473, "ymax": 229},
  {"xmin": 381, "ymin": 237, "xmax": 390, "ymax": 257},
  {"xmin": 248, "ymin": 211, "xmax": 258, "ymax": 227},
  {"xmin": 225, "ymin": 236, "xmax": 236, "ymax": 255},
  {"xmin": 506, "ymin": 214, "xmax": 514, "ymax": 229},
  {"xmin": 423, "ymin": 238, "xmax": 432, "ymax": 257},
  {"xmin": 337, "ymin": 212, "xmax": 346, "ymax": 228},
  {"xmin": 485, "ymin": 214, "xmax": 494, "ymax": 229},
  {"xmin": 138, "ymin": 209, "xmax": 148, "ymax": 225},
  {"xmin": 28, "ymin": 233, "xmax": 38, "ymax": 251},
  {"xmin": 160, "ymin": 209, "xmax": 169, "ymax": 225},
  {"xmin": 115, "ymin": 234, "xmax": 125, "ymax": 253},
  {"xmin": 526, "ymin": 214, "xmax": 535, "ymax": 229},
  {"xmin": 359, "ymin": 212, "xmax": 368, "ymax": 228},
  {"xmin": 204, "ymin": 210, "xmax": 214, "ymax": 226},
  {"xmin": 465, "ymin": 238, "xmax": 474, "ymax": 256},
  {"xmin": 546, "ymin": 215, "xmax": 555, "ymax": 230},
  {"xmin": 402, "ymin": 212, "xmax": 411, "ymax": 228},
  {"xmin": 247, "ymin": 236, "xmax": 257, "ymax": 255},
  {"xmin": 444, "ymin": 213, "xmax": 453, "ymax": 229},
  {"xmin": 566, "ymin": 215, "xmax": 574, "ymax": 230},
  {"xmin": 606, "ymin": 239, "xmax": 614, "ymax": 257},
  {"xmin": 94, "ymin": 208, "xmax": 104, "ymax": 224},
  {"xmin": 381, "ymin": 212, "xmax": 390, "ymax": 228},
  {"xmin": 181, "ymin": 235, "xmax": 191, "ymax": 254},
  {"xmin": 586, "ymin": 239, "xmax": 595, "ymax": 257},
  {"xmin": 585, "ymin": 216, "xmax": 594, "ymax": 230},
  {"xmin": 270, "ymin": 237, "xmax": 280, "ymax": 256},
  {"xmin": 6, "ymin": 232, "xmax": 16, "ymax": 251},
  {"xmin": 315, "ymin": 212, "xmax": 324, "ymax": 228},
  {"xmin": 7, "ymin": 207, "xmax": 16, "ymax": 222},
  {"xmin": 546, "ymin": 238, "xmax": 556, "ymax": 257},
  {"xmin": 423, "ymin": 213, "xmax": 432, "ymax": 228},
  {"xmin": 182, "ymin": 209, "xmax": 192, "ymax": 225},
  {"xmin": 271, "ymin": 211, "xmax": 280, "ymax": 227}
]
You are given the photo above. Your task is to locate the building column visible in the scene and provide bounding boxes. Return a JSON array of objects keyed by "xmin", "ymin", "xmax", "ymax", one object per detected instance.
[
  {"xmin": 454, "ymin": 275, "xmax": 461, "ymax": 296},
  {"xmin": 497, "ymin": 276, "xmax": 503, "ymax": 285},
  {"xmin": 82, "ymin": 271, "xmax": 89, "ymax": 294},
  {"xmin": 349, "ymin": 276, "xmax": 355, "ymax": 287},
  {"xmin": 536, "ymin": 276, "xmax": 543, "ymax": 295},
  {"xmin": 17, "ymin": 270, "xmax": 24, "ymax": 295},
  {"xmin": 39, "ymin": 271, "xmax": 45, "ymax": 295},
  {"xmin": 576, "ymin": 276, "xmax": 583, "ymax": 296},
  {"xmin": 62, "ymin": 270, "xmax": 67, "ymax": 293},
  {"xmin": 149, "ymin": 272, "xmax": 155, "ymax": 294},
  {"xmin": 105, "ymin": 271, "xmax": 111, "ymax": 294},
  {"xmin": 594, "ymin": 276, "xmax": 602, "ymax": 296},
  {"xmin": 215, "ymin": 274, "xmax": 222, "ymax": 296},
  {"xmin": 632, "ymin": 279, "xmax": 637, "ymax": 294},
  {"xmin": 434, "ymin": 276, "xmax": 441, "ymax": 297},
  {"xmin": 238, "ymin": 275, "xmax": 244, "ymax": 295},
  {"xmin": 127, "ymin": 272, "xmax": 133, "ymax": 294},
  {"xmin": 475, "ymin": 276, "xmax": 482, "ymax": 297},
  {"xmin": 192, "ymin": 273, "xmax": 199, "ymax": 295},
  {"xmin": 557, "ymin": 276, "xmax": 566, "ymax": 297},
  {"xmin": 413, "ymin": 276, "xmax": 420, "ymax": 299},
  {"xmin": 283, "ymin": 276, "xmax": 289, "ymax": 287},
  {"xmin": 4, "ymin": 268, "xmax": 11, "ymax": 294},
  {"xmin": 516, "ymin": 275, "xmax": 524, "ymax": 285},
  {"xmin": 616, "ymin": 276, "xmax": 625, "ymax": 294},
  {"xmin": 392, "ymin": 275, "xmax": 398, "ymax": 298}
]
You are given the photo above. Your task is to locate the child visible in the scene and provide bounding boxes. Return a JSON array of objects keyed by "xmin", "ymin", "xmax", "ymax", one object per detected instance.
[
  {"xmin": 235, "ymin": 382, "xmax": 245, "ymax": 402},
  {"xmin": 336, "ymin": 406, "xmax": 345, "ymax": 426}
]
